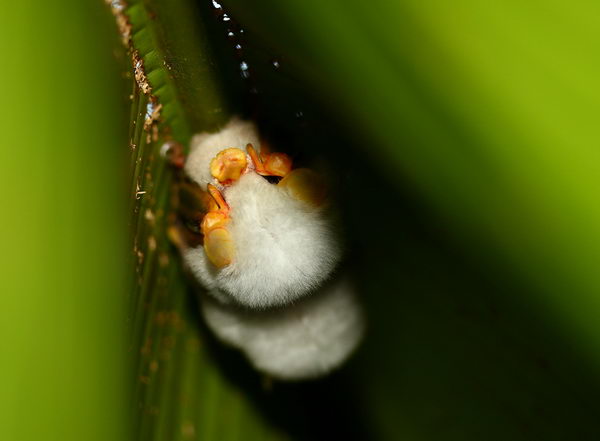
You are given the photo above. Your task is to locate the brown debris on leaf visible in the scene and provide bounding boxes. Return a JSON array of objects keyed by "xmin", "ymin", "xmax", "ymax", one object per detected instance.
[
  {"xmin": 106, "ymin": 0, "xmax": 132, "ymax": 47},
  {"xmin": 133, "ymin": 50, "xmax": 153, "ymax": 95},
  {"xmin": 144, "ymin": 97, "xmax": 162, "ymax": 133},
  {"xmin": 160, "ymin": 141, "xmax": 186, "ymax": 168},
  {"xmin": 106, "ymin": 2, "xmax": 167, "ymax": 144}
]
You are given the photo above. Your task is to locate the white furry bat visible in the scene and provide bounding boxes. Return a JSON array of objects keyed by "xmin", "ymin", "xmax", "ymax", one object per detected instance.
[{"xmin": 181, "ymin": 118, "xmax": 364, "ymax": 380}]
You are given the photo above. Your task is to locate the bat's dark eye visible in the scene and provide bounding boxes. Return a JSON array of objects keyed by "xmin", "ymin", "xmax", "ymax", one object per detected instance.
[{"xmin": 263, "ymin": 175, "xmax": 282, "ymax": 184}]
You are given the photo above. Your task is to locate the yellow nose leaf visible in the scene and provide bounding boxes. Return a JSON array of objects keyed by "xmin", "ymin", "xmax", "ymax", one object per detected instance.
[{"xmin": 210, "ymin": 148, "xmax": 248, "ymax": 183}]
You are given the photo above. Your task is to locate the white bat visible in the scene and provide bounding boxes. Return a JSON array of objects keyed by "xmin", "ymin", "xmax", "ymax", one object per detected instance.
[{"xmin": 180, "ymin": 118, "xmax": 365, "ymax": 380}]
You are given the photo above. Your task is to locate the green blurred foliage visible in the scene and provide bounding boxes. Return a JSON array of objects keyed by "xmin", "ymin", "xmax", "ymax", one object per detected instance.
[{"xmin": 0, "ymin": 2, "xmax": 130, "ymax": 440}]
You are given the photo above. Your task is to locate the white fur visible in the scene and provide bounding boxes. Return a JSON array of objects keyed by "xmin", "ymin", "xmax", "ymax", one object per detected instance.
[
  {"xmin": 183, "ymin": 119, "xmax": 341, "ymax": 308},
  {"xmin": 201, "ymin": 274, "xmax": 365, "ymax": 380}
]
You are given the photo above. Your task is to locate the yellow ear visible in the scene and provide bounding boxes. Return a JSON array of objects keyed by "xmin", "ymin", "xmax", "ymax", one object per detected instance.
[
  {"xmin": 203, "ymin": 227, "xmax": 235, "ymax": 268},
  {"xmin": 278, "ymin": 168, "xmax": 327, "ymax": 207}
]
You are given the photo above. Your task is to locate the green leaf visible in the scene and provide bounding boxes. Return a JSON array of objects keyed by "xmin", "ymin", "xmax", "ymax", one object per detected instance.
[{"xmin": 0, "ymin": 2, "xmax": 130, "ymax": 440}]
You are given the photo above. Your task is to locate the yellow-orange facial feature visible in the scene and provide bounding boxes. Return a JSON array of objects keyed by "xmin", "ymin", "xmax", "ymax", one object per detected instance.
[
  {"xmin": 210, "ymin": 148, "xmax": 248, "ymax": 184},
  {"xmin": 201, "ymin": 184, "xmax": 235, "ymax": 268},
  {"xmin": 247, "ymin": 143, "xmax": 292, "ymax": 177},
  {"xmin": 278, "ymin": 168, "xmax": 327, "ymax": 207},
  {"xmin": 203, "ymin": 227, "xmax": 234, "ymax": 268}
]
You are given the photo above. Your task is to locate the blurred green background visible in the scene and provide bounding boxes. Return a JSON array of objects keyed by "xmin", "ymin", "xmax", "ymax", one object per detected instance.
[
  {"xmin": 0, "ymin": 1, "xmax": 129, "ymax": 441},
  {"xmin": 2, "ymin": 0, "xmax": 600, "ymax": 440}
]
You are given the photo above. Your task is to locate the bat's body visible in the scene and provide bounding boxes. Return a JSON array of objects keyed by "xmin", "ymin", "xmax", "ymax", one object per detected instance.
[
  {"xmin": 201, "ymin": 275, "xmax": 364, "ymax": 380},
  {"xmin": 183, "ymin": 170, "xmax": 340, "ymax": 308}
]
